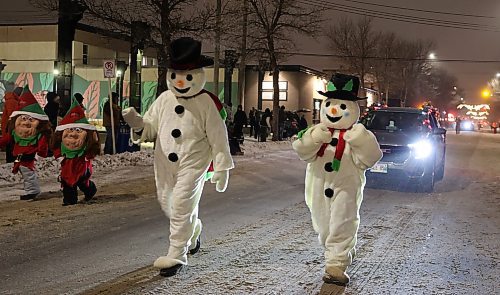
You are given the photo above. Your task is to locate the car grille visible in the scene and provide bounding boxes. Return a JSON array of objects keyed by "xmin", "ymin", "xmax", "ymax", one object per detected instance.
[{"xmin": 380, "ymin": 145, "xmax": 411, "ymax": 164}]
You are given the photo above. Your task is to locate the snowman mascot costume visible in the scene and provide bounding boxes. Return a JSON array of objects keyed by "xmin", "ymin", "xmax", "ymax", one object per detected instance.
[
  {"xmin": 292, "ymin": 73, "xmax": 382, "ymax": 286},
  {"xmin": 122, "ymin": 37, "xmax": 234, "ymax": 277}
]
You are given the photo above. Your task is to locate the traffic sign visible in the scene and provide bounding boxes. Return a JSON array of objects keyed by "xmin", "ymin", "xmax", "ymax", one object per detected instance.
[{"xmin": 103, "ymin": 60, "xmax": 116, "ymax": 78}]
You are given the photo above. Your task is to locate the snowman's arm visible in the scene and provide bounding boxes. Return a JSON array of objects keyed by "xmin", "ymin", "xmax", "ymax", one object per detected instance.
[
  {"xmin": 205, "ymin": 97, "xmax": 234, "ymax": 171},
  {"xmin": 292, "ymin": 127, "xmax": 323, "ymax": 163},
  {"xmin": 344, "ymin": 123, "xmax": 383, "ymax": 170}
]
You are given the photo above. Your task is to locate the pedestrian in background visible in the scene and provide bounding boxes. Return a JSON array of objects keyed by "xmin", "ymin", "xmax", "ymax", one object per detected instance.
[
  {"xmin": 248, "ymin": 107, "xmax": 256, "ymax": 137},
  {"xmin": 1, "ymin": 87, "xmax": 22, "ymax": 163},
  {"xmin": 74, "ymin": 93, "xmax": 85, "ymax": 109},
  {"xmin": 455, "ymin": 117, "xmax": 461, "ymax": 134},
  {"xmin": 299, "ymin": 114, "xmax": 308, "ymax": 131},
  {"xmin": 233, "ymin": 104, "xmax": 247, "ymax": 142},
  {"xmin": 254, "ymin": 110, "xmax": 261, "ymax": 140},
  {"xmin": 103, "ymin": 92, "xmax": 122, "ymax": 154},
  {"xmin": 44, "ymin": 92, "xmax": 60, "ymax": 131}
]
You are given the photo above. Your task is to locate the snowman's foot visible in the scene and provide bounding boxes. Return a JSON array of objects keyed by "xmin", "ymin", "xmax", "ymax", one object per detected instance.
[
  {"xmin": 323, "ymin": 265, "xmax": 350, "ymax": 286},
  {"xmin": 188, "ymin": 236, "xmax": 201, "ymax": 255},
  {"xmin": 159, "ymin": 264, "xmax": 183, "ymax": 277}
]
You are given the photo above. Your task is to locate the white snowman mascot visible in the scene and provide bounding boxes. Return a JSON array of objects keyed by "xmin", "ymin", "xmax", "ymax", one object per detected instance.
[
  {"xmin": 122, "ymin": 37, "xmax": 234, "ymax": 277},
  {"xmin": 292, "ymin": 73, "xmax": 382, "ymax": 286}
]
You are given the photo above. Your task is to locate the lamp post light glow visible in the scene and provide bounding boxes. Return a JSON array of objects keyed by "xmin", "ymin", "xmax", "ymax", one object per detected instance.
[
  {"xmin": 496, "ymin": 73, "xmax": 500, "ymax": 78},
  {"xmin": 481, "ymin": 89, "xmax": 492, "ymax": 98},
  {"xmin": 53, "ymin": 69, "xmax": 60, "ymax": 76},
  {"xmin": 428, "ymin": 53, "xmax": 436, "ymax": 60}
]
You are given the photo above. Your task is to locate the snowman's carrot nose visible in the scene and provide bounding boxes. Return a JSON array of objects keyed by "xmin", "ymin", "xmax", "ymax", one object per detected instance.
[
  {"xmin": 330, "ymin": 108, "xmax": 338, "ymax": 115},
  {"xmin": 176, "ymin": 80, "xmax": 185, "ymax": 88}
]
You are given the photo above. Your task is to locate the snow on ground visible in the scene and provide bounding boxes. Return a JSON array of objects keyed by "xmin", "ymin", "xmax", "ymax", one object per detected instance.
[{"xmin": 0, "ymin": 138, "xmax": 293, "ymax": 186}]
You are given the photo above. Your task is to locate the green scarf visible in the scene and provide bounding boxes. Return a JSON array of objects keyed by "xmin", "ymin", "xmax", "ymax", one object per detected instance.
[
  {"xmin": 61, "ymin": 143, "xmax": 87, "ymax": 159},
  {"xmin": 12, "ymin": 131, "xmax": 41, "ymax": 147}
]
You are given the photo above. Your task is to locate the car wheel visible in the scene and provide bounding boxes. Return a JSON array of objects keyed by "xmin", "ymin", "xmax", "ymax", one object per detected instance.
[
  {"xmin": 435, "ymin": 153, "xmax": 445, "ymax": 181},
  {"xmin": 418, "ymin": 162, "xmax": 435, "ymax": 193}
]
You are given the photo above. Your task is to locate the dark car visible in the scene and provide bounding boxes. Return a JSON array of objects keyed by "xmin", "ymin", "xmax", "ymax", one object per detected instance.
[{"xmin": 361, "ymin": 107, "xmax": 446, "ymax": 192}]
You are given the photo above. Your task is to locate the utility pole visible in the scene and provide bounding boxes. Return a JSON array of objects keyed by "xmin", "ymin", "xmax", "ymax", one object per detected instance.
[
  {"xmin": 129, "ymin": 21, "xmax": 150, "ymax": 113},
  {"xmin": 223, "ymin": 50, "xmax": 238, "ymax": 105},
  {"xmin": 214, "ymin": 0, "xmax": 222, "ymax": 97},
  {"xmin": 56, "ymin": 0, "xmax": 85, "ymax": 109},
  {"xmin": 237, "ymin": 0, "xmax": 248, "ymax": 106}
]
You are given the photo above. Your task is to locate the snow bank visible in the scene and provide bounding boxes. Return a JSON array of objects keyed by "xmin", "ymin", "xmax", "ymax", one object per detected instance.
[
  {"xmin": 0, "ymin": 139, "xmax": 293, "ymax": 186},
  {"xmin": 0, "ymin": 151, "xmax": 155, "ymax": 186}
]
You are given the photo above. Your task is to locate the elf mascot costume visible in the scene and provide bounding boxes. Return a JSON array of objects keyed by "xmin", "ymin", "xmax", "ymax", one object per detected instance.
[
  {"xmin": 122, "ymin": 37, "xmax": 233, "ymax": 276},
  {"xmin": 0, "ymin": 86, "xmax": 52, "ymax": 200},
  {"xmin": 292, "ymin": 73, "xmax": 382, "ymax": 286},
  {"xmin": 51, "ymin": 97, "xmax": 100, "ymax": 206}
]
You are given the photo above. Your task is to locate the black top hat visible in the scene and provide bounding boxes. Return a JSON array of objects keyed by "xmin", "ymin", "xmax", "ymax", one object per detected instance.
[
  {"xmin": 318, "ymin": 73, "xmax": 367, "ymax": 101},
  {"xmin": 168, "ymin": 37, "xmax": 214, "ymax": 70}
]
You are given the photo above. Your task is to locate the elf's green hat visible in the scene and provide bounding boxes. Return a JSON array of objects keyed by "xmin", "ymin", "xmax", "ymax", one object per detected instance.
[
  {"xmin": 56, "ymin": 96, "xmax": 96, "ymax": 131},
  {"xmin": 10, "ymin": 85, "xmax": 49, "ymax": 121}
]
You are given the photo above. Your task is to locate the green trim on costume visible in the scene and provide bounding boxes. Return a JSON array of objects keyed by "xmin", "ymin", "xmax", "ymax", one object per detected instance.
[
  {"xmin": 332, "ymin": 158, "xmax": 341, "ymax": 172},
  {"xmin": 204, "ymin": 171, "xmax": 215, "ymax": 181},
  {"xmin": 297, "ymin": 127, "xmax": 310, "ymax": 139},
  {"xmin": 327, "ymin": 81, "xmax": 337, "ymax": 91},
  {"xmin": 61, "ymin": 143, "xmax": 87, "ymax": 159},
  {"xmin": 21, "ymin": 103, "xmax": 46, "ymax": 116},
  {"xmin": 219, "ymin": 108, "xmax": 227, "ymax": 121},
  {"xmin": 12, "ymin": 131, "xmax": 41, "ymax": 146},
  {"xmin": 342, "ymin": 79, "xmax": 354, "ymax": 91}
]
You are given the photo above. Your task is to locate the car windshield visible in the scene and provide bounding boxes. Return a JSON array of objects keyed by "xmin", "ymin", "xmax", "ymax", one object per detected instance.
[{"xmin": 362, "ymin": 111, "xmax": 429, "ymax": 132}]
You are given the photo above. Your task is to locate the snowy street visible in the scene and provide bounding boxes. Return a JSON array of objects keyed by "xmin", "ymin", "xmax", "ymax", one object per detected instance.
[{"xmin": 0, "ymin": 133, "xmax": 499, "ymax": 294}]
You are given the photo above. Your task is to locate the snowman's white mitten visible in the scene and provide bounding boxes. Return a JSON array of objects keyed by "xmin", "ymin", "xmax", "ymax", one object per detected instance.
[
  {"xmin": 211, "ymin": 170, "xmax": 229, "ymax": 192},
  {"xmin": 310, "ymin": 123, "xmax": 333, "ymax": 144},
  {"xmin": 344, "ymin": 123, "xmax": 382, "ymax": 169},
  {"xmin": 293, "ymin": 123, "xmax": 331, "ymax": 162},
  {"xmin": 122, "ymin": 107, "xmax": 144, "ymax": 131}
]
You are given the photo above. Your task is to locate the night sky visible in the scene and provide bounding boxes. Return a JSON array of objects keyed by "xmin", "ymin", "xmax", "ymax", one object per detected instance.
[
  {"xmin": 2, "ymin": 0, "xmax": 500, "ymax": 103},
  {"xmin": 289, "ymin": 0, "xmax": 500, "ymax": 103}
]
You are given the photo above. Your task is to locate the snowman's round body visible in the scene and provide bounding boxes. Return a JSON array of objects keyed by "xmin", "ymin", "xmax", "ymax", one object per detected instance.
[
  {"xmin": 293, "ymin": 96, "xmax": 382, "ymax": 275},
  {"xmin": 136, "ymin": 67, "xmax": 233, "ymax": 269}
]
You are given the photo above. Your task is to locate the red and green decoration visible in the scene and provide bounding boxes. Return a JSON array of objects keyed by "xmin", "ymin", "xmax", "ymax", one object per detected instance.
[
  {"xmin": 56, "ymin": 97, "xmax": 96, "ymax": 131},
  {"xmin": 10, "ymin": 85, "xmax": 49, "ymax": 121}
]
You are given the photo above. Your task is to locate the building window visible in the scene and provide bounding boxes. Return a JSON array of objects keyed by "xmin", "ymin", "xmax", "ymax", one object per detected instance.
[
  {"xmin": 262, "ymin": 81, "xmax": 288, "ymax": 101},
  {"xmin": 82, "ymin": 44, "xmax": 89, "ymax": 65}
]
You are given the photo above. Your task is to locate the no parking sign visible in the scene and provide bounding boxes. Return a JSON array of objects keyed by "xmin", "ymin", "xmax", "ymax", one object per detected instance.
[{"xmin": 103, "ymin": 60, "xmax": 116, "ymax": 78}]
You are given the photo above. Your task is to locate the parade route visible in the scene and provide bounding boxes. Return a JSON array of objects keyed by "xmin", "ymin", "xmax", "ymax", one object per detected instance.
[{"xmin": 0, "ymin": 133, "xmax": 499, "ymax": 294}]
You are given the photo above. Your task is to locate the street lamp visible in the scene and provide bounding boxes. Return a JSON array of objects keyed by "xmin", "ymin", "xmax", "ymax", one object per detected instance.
[
  {"xmin": 481, "ymin": 89, "xmax": 492, "ymax": 98},
  {"xmin": 428, "ymin": 52, "xmax": 436, "ymax": 60},
  {"xmin": 53, "ymin": 69, "xmax": 60, "ymax": 92},
  {"xmin": 496, "ymin": 73, "xmax": 500, "ymax": 78}
]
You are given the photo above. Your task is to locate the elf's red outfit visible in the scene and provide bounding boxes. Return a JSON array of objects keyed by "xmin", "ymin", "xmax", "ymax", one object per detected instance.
[
  {"xmin": 0, "ymin": 132, "xmax": 49, "ymax": 173},
  {"xmin": 54, "ymin": 97, "xmax": 98, "ymax": 205}
]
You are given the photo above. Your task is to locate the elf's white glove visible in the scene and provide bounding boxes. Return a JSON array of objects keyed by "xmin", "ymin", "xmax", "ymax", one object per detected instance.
[
  {"xmin": 122, "ymin": 107, "xmax": 144, "ymax": 131},
  {"xmin": 310, "ymin": 123, "xmax": 332, "ymax": 144},
  {"xmin": 211, "ymin": 170, "xmax": 229, "ymax": 192}
]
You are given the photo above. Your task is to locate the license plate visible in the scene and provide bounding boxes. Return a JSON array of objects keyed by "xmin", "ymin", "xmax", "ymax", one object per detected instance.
[{"xmin": 370, "ymin": 163, "xmax": 388, "ymax": 173}]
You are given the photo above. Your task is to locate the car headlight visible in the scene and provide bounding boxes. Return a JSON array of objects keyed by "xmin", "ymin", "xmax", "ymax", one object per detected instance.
[
  {"xmin": 408, "ymin": 140, "xmax": 433, "ymax": 159},
  {"xmin": 463, "ymin": 121, "xmax": 472, "ymax": 129}
]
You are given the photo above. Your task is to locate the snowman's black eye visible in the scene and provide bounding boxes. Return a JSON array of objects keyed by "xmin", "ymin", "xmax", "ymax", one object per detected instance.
[
  {"xmin": 171, "ymin": 72, "xmax": 176, "ymax": 80},
  {"xmin": 340, "ymin": 104, "xmax": 347, "ymax": 110},
  {"xmin": 325, "ymin": 101, "xmax": 331, "ymax": 107},
  {"xmin": 186, "ymin": 74, "xmax": 193, "ymax": 81}
]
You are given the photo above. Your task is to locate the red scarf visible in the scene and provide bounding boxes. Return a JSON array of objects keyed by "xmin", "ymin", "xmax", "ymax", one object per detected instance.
[{"xmin": 317, "ymin": 127, "xmax": 350, "ymax": 172}]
